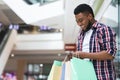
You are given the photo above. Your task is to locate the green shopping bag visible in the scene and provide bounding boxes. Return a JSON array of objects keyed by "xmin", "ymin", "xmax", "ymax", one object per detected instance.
[
  {"xmin": 47, "ymin": 60, "xmax": 62, "ymax": 80},
  {"xmin": 70, "ymin": 57, "xmax": 97, "ymax": 80}
]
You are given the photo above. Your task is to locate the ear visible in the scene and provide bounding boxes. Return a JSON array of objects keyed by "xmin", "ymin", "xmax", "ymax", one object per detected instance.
[{"xmin": 88, "ymin": 14, "xmax": 92, "ymax": 20}]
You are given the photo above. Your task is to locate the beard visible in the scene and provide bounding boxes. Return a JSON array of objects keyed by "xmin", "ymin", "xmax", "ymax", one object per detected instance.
[{"xmin": 83, "ymin": 21, "xmax": 92, "ymax": 32}]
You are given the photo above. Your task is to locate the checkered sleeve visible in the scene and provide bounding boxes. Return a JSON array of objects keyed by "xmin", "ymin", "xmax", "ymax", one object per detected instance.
[{"xmin": 98, "ymin": 26, "xmax": 117, "ymax": 57}]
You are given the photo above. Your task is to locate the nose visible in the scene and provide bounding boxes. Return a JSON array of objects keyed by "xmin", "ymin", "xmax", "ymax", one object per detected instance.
[{"xmin": 77, "ymin": 22, "xmax": 82, "ymax": 26}]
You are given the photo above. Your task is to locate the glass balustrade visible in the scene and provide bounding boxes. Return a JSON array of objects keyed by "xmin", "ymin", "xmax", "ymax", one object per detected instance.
[{"xmin": 23, "ymin": 0, "xmax": 59, "ymax": 5}]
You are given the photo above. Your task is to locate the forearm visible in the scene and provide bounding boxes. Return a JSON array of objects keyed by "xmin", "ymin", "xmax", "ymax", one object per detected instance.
[{"xmin": 74, "ymin": 50, "xmax": 114, "ymax": 60}]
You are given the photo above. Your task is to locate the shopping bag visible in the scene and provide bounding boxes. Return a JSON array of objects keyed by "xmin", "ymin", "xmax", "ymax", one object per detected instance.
[
  {"xmin": 71, "ymin": 57, "xmax": 97, "ymax": 80},
  {"xmin": 65, "ymin": 61, "xmax": 72, "ymax": 80},
  {"xmin": 60, "ymin": 62, "xmax": 66, "ymax": 80},
  {"xmin": 47, "ymin": 60, "xmax": 62, "ymax": 80}
]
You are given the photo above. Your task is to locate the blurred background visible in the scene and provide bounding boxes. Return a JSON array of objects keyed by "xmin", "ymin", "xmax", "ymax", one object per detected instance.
[{"xmin": 0, "ymin": 0, "xmax": 119, "ymax": 80}]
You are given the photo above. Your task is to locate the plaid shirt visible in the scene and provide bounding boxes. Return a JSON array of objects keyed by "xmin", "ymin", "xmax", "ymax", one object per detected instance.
[{"xmin": 77, "ymin": 21, "xmax": 117, "ymax": 80}]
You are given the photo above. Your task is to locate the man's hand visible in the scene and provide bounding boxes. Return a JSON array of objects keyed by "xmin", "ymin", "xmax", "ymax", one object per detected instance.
[
  {"xmin": 67, "ymin": 53, "xmax": 73, "ymax": 60},
  {"xmin": 73, "ymin": 51, "xmax": 86, "ymax": 59}
]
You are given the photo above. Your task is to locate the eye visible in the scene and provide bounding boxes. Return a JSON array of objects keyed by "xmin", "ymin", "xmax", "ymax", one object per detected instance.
[{"xmin": 76, "ymin": 19, "xmax": 83, "ymax": 23}]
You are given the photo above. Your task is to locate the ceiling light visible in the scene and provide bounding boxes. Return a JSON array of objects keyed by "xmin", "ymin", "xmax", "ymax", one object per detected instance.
[{"xmin": 11, "ymin": 54, "xmax": 15, "ymax": 57}]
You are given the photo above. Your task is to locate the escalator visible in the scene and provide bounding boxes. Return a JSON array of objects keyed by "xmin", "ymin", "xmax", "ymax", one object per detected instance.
[{"xmin": 0, "ymin": 28, "xmax": 17, "ymax": 75}]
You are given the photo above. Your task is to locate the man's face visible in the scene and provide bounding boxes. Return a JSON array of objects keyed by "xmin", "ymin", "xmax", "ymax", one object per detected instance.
[{"xmin": 75, "ymin": 13, "xmax": 91, "ymax": 31}]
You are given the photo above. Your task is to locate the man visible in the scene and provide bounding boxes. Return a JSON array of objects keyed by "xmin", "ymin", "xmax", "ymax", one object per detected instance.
[{"xmin": 73, "ymin": 4, "xmax": 117, "ymax": 80}]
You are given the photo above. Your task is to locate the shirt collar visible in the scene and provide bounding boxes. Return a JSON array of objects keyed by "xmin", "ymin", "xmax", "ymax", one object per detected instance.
[
  {"xmin": 91, "ymin": 20, "xmax": 98, "ymax": 29},
  {"xmin": 81, "ymin": 20, "xmax": 98, "ymax": 33}
]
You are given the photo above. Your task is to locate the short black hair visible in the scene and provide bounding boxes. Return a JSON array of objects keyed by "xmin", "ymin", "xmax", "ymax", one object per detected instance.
[{"xmin": 74, "ymin": 4, "xmax": 94, "ymax": 17}]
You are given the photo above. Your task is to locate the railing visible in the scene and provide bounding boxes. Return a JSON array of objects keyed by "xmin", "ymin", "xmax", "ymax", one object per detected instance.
[
  {"xmin": 23, "ymin": 0, "xmax": 59, "ymax": 5},
  {"xmin": 0, "ymin": 29, "xmax": 17, "ymax": 75},
  {"xmin": 0, "ymin": 28, "xmax": 11, "ymax": 55}
]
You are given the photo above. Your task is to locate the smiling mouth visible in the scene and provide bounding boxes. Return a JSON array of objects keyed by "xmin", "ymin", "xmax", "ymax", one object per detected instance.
[{"xmin": 81, "ymin": 26, "xmax": 86, "ymax": 30}]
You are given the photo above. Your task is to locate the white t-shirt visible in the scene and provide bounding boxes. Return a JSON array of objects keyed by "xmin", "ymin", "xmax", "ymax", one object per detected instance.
[{"xmin": 82, "ymin": 29, "xmax": 93, "ymax": 60}]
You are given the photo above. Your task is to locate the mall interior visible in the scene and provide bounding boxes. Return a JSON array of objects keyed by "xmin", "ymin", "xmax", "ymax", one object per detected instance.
[{"xmin": 0, "ymin": 0, "xmax": 119, "ymax": 80}]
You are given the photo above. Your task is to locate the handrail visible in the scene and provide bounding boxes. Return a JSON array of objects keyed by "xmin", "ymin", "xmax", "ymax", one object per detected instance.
[
  {"xmin": 0, "ymin": 29, "xmax": 12, "ymax": 55},
  {"xmin": 0, "ymin": 28, "xmax": 8, "ymax": 45}
]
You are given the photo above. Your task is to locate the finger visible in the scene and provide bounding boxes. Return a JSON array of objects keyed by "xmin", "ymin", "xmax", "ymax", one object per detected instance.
[
  {"xmin": 76, "ymin": 53, "xmax": 80, "ymax": 58},
  {"xmin": 73, "ymin": 52, "xmax": 77, "ymax": 57},
  {"xmin": 68, "ymin": 54, "xmax": 72, "ymax": 59},
  {"xmin": 74, "ymin": 52, "xmax": 78, "ymax": 58}
]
